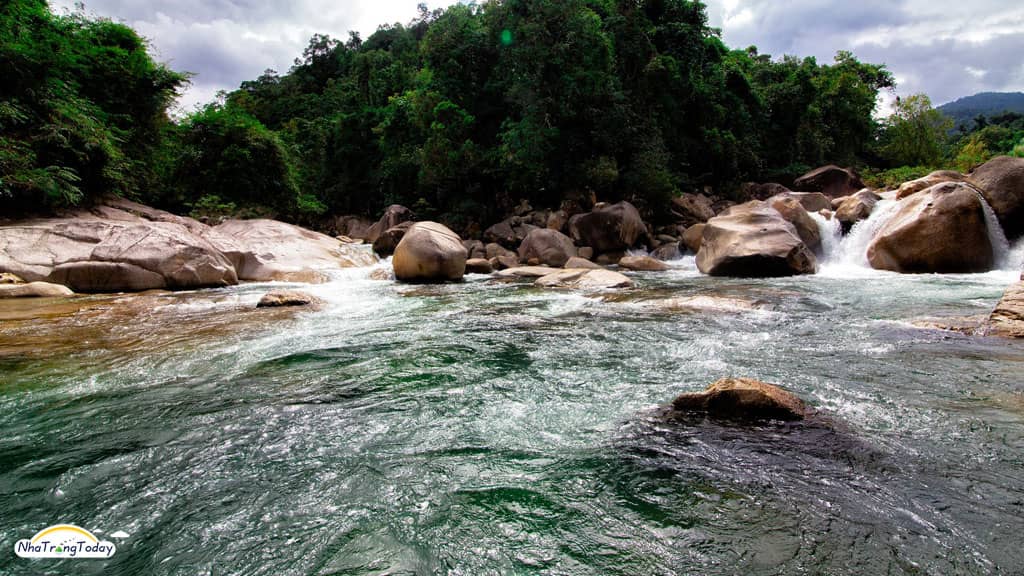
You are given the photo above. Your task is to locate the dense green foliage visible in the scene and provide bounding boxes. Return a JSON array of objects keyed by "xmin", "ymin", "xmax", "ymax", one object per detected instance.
[
  {"xmin": 4, "ymin": 0, "xmax": 900, "ymax": 223},
  {"xmin": 937, "ymin": 91, "xmax": 1024, "ymax": 132},
  {"xmin": 0, "ymin": 0, "xmax": 185, "ymax": 209}
]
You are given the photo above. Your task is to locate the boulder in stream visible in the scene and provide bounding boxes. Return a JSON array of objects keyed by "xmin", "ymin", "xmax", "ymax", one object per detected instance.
[
  {"xmin": 257, "ymin": 290, "xmax": 321, "ymax": 308},
  {"xmin": 393, "ymin": 222, "xmax": 468, "ymax": 283},
  {"xmin": 668, "ymin": 378, "xmax": 809, "ymax": 421},
  {"xmin": 696, "ymin": 201, "xmax": 817, "ymax": 277},
  {"xmin": 971, "ymin": 156, "xmax": 1024, "ymax": 239},
  {"xmin": 987, "ymin": 275, "xmax": 1024, "ymax": 338}
]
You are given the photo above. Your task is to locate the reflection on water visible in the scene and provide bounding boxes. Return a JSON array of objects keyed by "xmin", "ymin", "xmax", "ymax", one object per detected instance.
[{"xmin": 1, "ymin": 257, "xmax": 1023, "ymax": 575}]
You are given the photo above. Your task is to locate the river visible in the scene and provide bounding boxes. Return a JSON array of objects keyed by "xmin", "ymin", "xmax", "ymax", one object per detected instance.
[{"xmin": 1, "ymin": 217, "xmax": 1023, "ymax": 575}]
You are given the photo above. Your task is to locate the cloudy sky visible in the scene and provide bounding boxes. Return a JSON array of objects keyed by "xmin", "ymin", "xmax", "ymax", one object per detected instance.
[{"xmin": 52, "ymin": 0, "xmax": 1024, "ymax": 114}]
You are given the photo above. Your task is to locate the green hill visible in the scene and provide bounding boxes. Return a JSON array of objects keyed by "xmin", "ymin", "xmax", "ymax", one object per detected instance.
[{"xmin": 938, "ymin": 92, "xmax": 1024, "ymax": 130}]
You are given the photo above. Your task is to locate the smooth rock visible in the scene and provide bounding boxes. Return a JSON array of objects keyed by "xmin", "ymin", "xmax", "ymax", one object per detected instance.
[
  {"xmin": 485, "ymin": 242, "xmax": 516, "ymax": 260},
  {"xmin": 619, "ymin": 255, "xmax": 670, "ymax": 272},
  {"xmin": 564, "ymin": 257, "xmax": 603, "ymax": 270},
  {"xmin": 465, "ymin": 258, "xmax": 494, "ymax": 275},
  {"xmin": 494, "ymin": 266, "xmax": 559, "ymax": 279},
  {"xmin": 462, "ymin": 239, "xmax": 486, "ymax": 260},
  {"xmin": 794, "ymin": 165, "xmax": 865, "ymax": 198},
  {"xmin": 393, "ymin": 222, "xmax": 468, "ymax": 283},
  {"xmin": 256, "ymin": 290, "xmax": 321, "ymax": 308},
  {"xmin": 669, "ymin": 378, "xmax": 808, "ymax": 421},
  {"xmin": 518, "ymin": 228, "xmax": 577, "ymax": 267},
  {"xmin": 211, "ymin": 219, "xmax": 376, "ymax": 283},
  {"xmin": 971, "ymin": 156, "xmax": 1024, "ymax": 239},
  {"xmin": 987, "ymin": 278, "xmax": 1024, "ymax": 338},
  {"xmin": 681, "ymin": 224, "xmax": 705, "ymax": 254},
  {"xmin": 364, "ymin": 205, "xmax": 414, "ymax": 243},
  {"xmin": 484, "ymin": 220, "xmax": 517, "ymax": 247},
  {"xmin": 372, "ymin": 221, "xmax": 413, "ymax": 256},
  {"xmin": 534, "ymin": 269, "xmax": 634, "ymax": 289},
  {"xmin": 896, "ymin": 171, "xmax": 969, "ymax": 200},
  {"xmin": 867, "ymin": 182, "xmax": 994, "ymax": 273},
  {"xmin": 0, "ymin": 282, "xmax": 75, "ymax": 298},
  {"xmin": 570, "ymin": 201, "xmax": 645, "ymax": 254},
  {"xmin": 770, "ymin": 196, "xmax": 821, "ymax": 251},
  {"xmin": 670, "ymin": 193, "xmax": 716, "ymax": 226},
  {"xmin": 696, "ymin": 201, "xmax": 817, "ymax": 277},
  {"xmin": 834, "ymin": 190, "xmax": 881, "ymax": 232}
]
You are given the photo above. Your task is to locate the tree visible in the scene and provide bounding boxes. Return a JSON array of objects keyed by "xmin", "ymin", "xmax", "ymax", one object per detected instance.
[{"xmin": 880, "ymin": 94, "xmax": 952, "ymax": 167}]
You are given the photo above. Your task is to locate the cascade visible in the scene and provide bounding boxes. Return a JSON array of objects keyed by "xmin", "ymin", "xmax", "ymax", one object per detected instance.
[{"xmin": 973, "ymin": 190, "xmax": 1012, "ymax": 269}]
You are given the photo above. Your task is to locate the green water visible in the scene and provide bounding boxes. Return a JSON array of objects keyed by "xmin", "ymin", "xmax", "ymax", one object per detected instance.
[{"xmin": 2, "ymin": 260, "xmax": 1023, "ymax": 575}]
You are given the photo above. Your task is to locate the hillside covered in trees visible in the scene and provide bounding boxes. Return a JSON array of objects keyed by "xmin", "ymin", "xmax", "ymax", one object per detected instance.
[{"xmin": 3, "ymin": 0, "xmax": 901, "ymax": 226}]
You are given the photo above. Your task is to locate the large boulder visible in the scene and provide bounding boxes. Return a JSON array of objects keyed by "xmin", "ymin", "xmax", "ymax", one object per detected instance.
[
  {"xmin": 210, "ymin": 219, "xmax": 377, "ymax": 283},
  {"xmin": 971, "ymin": 156, "xmax": 1024, "ymax": 239},
  {"xmin": 670, "ymin": 193, "xmax": 715, "ymax": 227},
  {"xmin": 769, "ymin": 196, "xmax": 821, "ymax": 252},
  {"xmin": 787, "ymin": 192, "xmax": 833, "ymax": 213},
  {"xmin": 372, "ymin": 221, "xmax": 414, "ymax": 257},
  {"xmin": 987, "ymin": 275, "xmax": 1024, "ymax": 338},
  {"xmin": 534, "ymin": 268, "xmax": 634, "ymax": 289},
  {"xmin": 668, "ymin": 378, "xmax": 809, "ymax": 421},
  {"xmin": 0, "ymin": 281, "xmax": 75, "ymax": 298},
  {"xmin": 794, "ymin": 165, "xmax": 865, "ymax": 198},
  {"xmin": 896, "ymin": 170, "xmax": 969, "ymax": 200},
  {"xmin": 834, "ymin": 190, "xmax": 881, "ymax": 232},
  {"xmin": 392, "ymin": 222, "xmax": 468, "ymax": 283},
  {"xmin": 867, "ymin": 182, "xmax": 994, "ymax": 273},
  {"xmin": 681, "ymin": 224, "xmax": 705, "ymax": 254},
  {"xmin": 695, "ymin": 201, "xmax": 817, "ymax": 277},
  {"xmin": 570, "ymin": 201, "xmax": 645, "ymax": 255},
  {"xmin": 364, "ymin": 205, "xmax": 414, "ymax": 243},
  {"xmin": 0, "ymin": 212, "xmax": 238, "ymax": 292},
  {"xmin": 518, "ymin": 228, "xmax": 577, "ymax": 267}
]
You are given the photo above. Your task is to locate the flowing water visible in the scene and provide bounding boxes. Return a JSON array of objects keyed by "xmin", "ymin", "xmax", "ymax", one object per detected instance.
[{"xmin": 2, "ymin": 229, "xmax": 1024, "ymax": 575}]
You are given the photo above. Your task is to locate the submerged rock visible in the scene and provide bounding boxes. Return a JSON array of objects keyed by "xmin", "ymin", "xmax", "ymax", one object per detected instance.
[
  {"xmin": 534, "ymin": 268, "xmax": 634, "ymax": 289},
  {"xmin": 668, "ymin": 378, "xmax": 809, "ymax": 421},
  {"xmin": 518, "ymin": 228, "xmax": 577, "ymax": 267},
  {"xmin": 867, "ymin": 182, "xmax": 994, "ymax": 273},
  {"xmin": 650, "ymin": 242, "xmax": 682, "ymax": 261},
  {"xmin": 494, "ymin": 266, "xmax": 559, "ymax": 279},
  {"xmin": 393, "ymin": 222, "xmax": 468, "ymax": 283},
  {"xmin": 618, "ymin": 255, "xmax": 670, "ymax": 272},
  {"xmin": 257, "ymin": 290, "xmax": 321, "ymax": 308},
  {"xmin": 971, "ymin": 155, "xmax": 1024, "ymax": 239},
  {"xmin": 696, "ymin": 201, "xmax": 817, "ymax": 277},
  {"xmin": 0, "ymin": 281, "xmax": 75, "ymax": 298}
]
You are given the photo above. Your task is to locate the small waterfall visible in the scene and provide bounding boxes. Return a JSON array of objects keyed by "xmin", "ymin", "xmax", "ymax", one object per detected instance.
[
  {"xmin": 809, "ymin": 211, "xmax": 843, "ymax": 262},
  {"xmin": 830, "ymin": 199, "xmax": 902, "ymax": 268},
  {"xmin": 973, "ymin": 190, "xmax": 1012, "ymax": 269}
]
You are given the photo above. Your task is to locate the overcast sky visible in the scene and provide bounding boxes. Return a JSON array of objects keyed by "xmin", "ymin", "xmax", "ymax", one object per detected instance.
[{"xmin": 52, "ymin": 0, "xmax": 1024, "ymax": 114}]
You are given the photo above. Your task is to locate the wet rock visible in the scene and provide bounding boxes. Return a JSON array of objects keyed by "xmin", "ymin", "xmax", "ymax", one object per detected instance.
[
  {"xmin": 211, "ymin": 219, "xmax": 377, "ymax": 283},
  {"xmin": 518, "ymin": 228, "xmax": 577, "ymax": 267},
  {"xmin": 369, "ymin": 268, "xmax": 394, "ymax": 281},
  {"xmin": 570, "ymin": 201, "xmax": 645, "ymax": 255},
  {"xmin": 769, "ymin": 196, "xmax": 821, "ymax": 252},
  {"xmin": 896, "ymin": 171, "xmax": 969, "ymax": 200},
  {"xmin": 668, "ymin": 378, "xmax": 809, "ymax": 421},
  {"xmin": 257, "ymin": 290, "xmax": 321, "ymax": 308},
  {"xmin": 534, "ymin": 269, "xmax": 634, "ymax": 289},
  {"xmin": 651, "ymin": 242, "xmax": 682, "ymax": 261},
  {"xmin": 393, "ymin": 222, "xmax": 468, "ymax": 283},
  {"xmin": 971, "ymin": 155, "xmax": 1024, "ymax": 239},
  {"xmin": 564, "ymin": 257, "xmax": 603, "ymax": 270},
  {"xmin": 619, "ymin": 255, "xmax": 670, "ymax": 272},
  {"xmin": 670, "ymin": 193, "xmax": 716, "ymax": 226},
  {"xmin": 595, "ymin": 251, "xmax": 626, "ymax": 266},
  {"xmin": 987, "ymin": 277, "xmax": 1024, "ymax": 338},
  {"xmin": 0, "ymin": 282, "xmax": 75, "ymax": 298},
  {"xmin": 794, "ymin": 165, "xmax": 865, "ymax": 198},
  {"xmin": 834, "ymin": 190, "xmax": 881, "ymax": 232},
  {"xmin": 465, "ymin": 258, "xmax": 494, "ymax": 275},
  {"xmin": 494, "ymin": 266, "xmax": 559, "ymax": 279},
  {"xmin": 645, "ymin": 295, "xmax": 762, "ymax": 314},
  {"xmin": 696, "ymin": 201, "xmax": 817, "ymax": 277},
  {"xmin": 681, "ymin": 224, "xmax": 705, "ymax": 254},
  {"xmin": 371, "ymin": 221, "xmax": 413, "ymax": 257},
  {"xmin": 867, "ymin": 182, "xmax": 994, "ymax": 273},
  {"xmin": 364, "ymin": 205, "xmax": 415, "ymax": 244}
]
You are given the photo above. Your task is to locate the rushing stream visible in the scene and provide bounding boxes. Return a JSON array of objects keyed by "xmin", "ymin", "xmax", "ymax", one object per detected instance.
[{"xmin": 2, "ymin": 223, "xmax": 1024, "ymax": 575}]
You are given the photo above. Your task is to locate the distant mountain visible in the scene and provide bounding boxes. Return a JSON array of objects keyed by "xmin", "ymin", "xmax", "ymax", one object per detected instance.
[{"xmin": 938, "ymin": 92, "xmax": 1024, "ymax": 130}]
